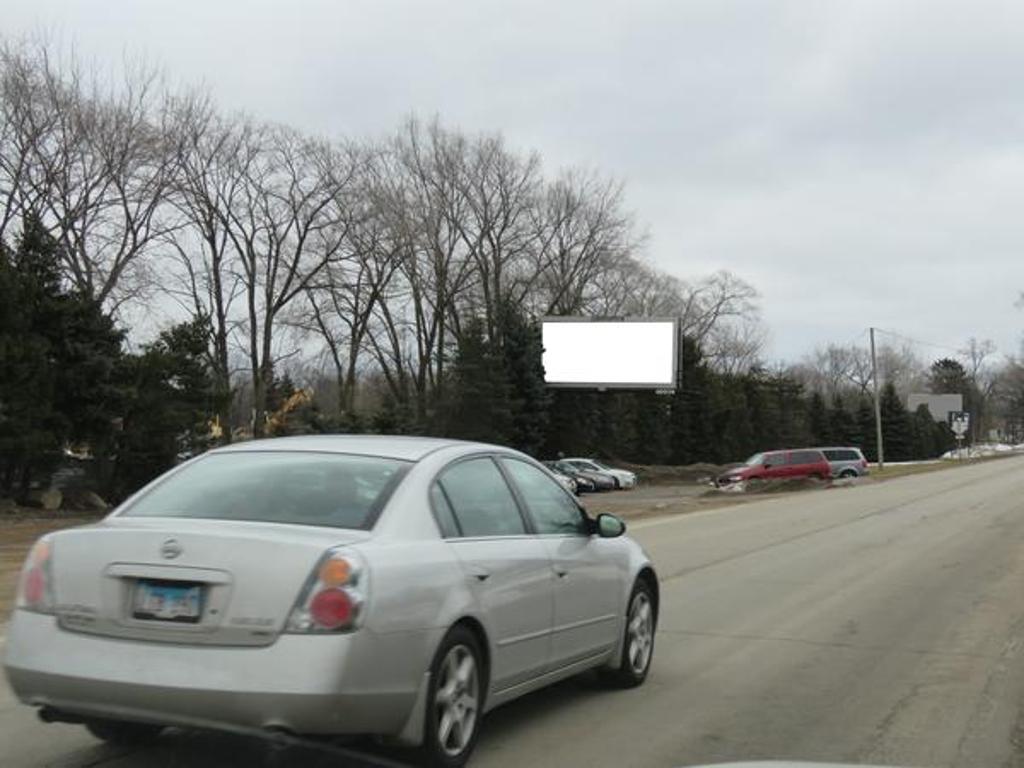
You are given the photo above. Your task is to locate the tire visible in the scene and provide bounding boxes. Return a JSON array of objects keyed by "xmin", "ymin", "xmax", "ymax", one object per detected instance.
[
  {"xmin": 419, "ymin": 625, "xmax": 486, "ymax": 768},
  {"xmin": 85, "ymin": 719, "xmax": 163, "ymax": 746},
  {"xmin": 839, "ymin": 469, "xmax": 857, "ymax": 479},
  {"xmin": 602, "ymin": 579, "xmax": 657, "ymax": 689}
]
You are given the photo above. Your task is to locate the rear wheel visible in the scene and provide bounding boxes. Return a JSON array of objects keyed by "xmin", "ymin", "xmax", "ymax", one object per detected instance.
[
  {"xmin": 602, "ymin": 579, "xmax": 656, "ymax": 688},
  {"xmin": 85, "ymin": 719, "xmax": 163, "ymax": 746},
  {"xmin": 839, "ymin": 469, "xmax": 857, "ymax": 479},
  {"xmin": 420, "ymin": 625, "xmax": 485, "ymax": 768}
]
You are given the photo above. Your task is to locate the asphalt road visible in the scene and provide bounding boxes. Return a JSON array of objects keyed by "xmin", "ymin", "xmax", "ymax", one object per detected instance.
[{"xmin": 5, "ymin": 457, "xmax": 1024, "ymax": 767}]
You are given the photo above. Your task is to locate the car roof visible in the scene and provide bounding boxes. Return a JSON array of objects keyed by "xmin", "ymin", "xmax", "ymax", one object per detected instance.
[{"xmin": 210, "ymin": 435, "xmax": 500, "ymax": 462}]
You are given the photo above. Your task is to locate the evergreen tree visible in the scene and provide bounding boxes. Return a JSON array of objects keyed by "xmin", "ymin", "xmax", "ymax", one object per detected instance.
[
  {"xmin": 807, "ymin": 392, "xmax": 829, "ymax": 444},
  {"xmin": 928, "ymin": 358, "xmax": 969, "ymax": 396},
  {"xmin": 880, "ymin": 381, "xmax": 912, "ymax": 461},
  {"xmin": 626, "ymin": 391, "xmax": 671, "ymax": 464},
  {"xmin": 108, "ymin": 317, "xmax": 217, "ymax": 499},
  {"xmin": 855, "ymin": 399, "xmax": 877, "ymax": 461},
  {"xmin": 0, "ymin": 218, "xmax": 124, "ymax": 497},
  {"xmin": 909, "ymin": 404, "xmax": 937, "ymax": 459},
  {"xmin": 670, "ymin": 337, "xmax": 716, "ymax": 464},
  {"xmin": 499, "ymin": 303, "xmax": 549, "ymax": 456},
  {"xmin": 828, "ymin": 393, "xmax": 856, "ymax": 445},
  {"xmin": 443, "ymin": 319, "xmax": 512, "ymax": 444}
]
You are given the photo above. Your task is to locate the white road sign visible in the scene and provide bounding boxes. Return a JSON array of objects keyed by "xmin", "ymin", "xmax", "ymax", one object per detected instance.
[{"xmin": 948, "ymin": 411, "xmax": 970, "ymax": 437}]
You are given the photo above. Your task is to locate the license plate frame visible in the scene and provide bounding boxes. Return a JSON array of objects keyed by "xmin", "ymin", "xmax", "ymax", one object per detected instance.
[{"xmin": 132, "ymin": 580, "xmax": 204, "ymax": 623}]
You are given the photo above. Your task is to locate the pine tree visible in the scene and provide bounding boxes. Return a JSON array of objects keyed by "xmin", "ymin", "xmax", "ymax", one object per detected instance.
[
  {"xmin": 909, "ymin": 404, "xmax": 937, "ymax": 459},
  {"xmin": 444, "ymin": 319, "xmax": 512, "ymax": 444},
  {"xmin": 670, "ymin": 337, "xmax": 716, "ymax": 464},
  {"xmin": 880, "ymin": 381, "xmax": 912, "ymax": 461},
  {"xmin": 808, "ymin": 392, "xmax": 829, "ymax": 444},
  {"xmin": 828, "ymin": 393, "xmax": 856, "ymax": 445},
  {"xmin": 499, "ymin": 303, "xmax": 549, "ymax": 456},
  {"xmin": 855, "ymin": 399, "xmax": 877, "ymax": 461},
  {"xmin": 0, "ymin": 217, "xmax": 124, "ymax": 497},
  {"xmin": 108, "ymin": 317, "xmax": 217, "ymax": 499}
]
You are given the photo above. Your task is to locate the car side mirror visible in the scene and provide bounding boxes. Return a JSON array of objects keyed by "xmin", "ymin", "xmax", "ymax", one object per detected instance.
[
  {"xmin": 596, "ymin": 513, "xmax": 626, "ymax": 538},
  {"xmin": 762, "ymin": 462, "xmax": 772, "ymax": 469}
]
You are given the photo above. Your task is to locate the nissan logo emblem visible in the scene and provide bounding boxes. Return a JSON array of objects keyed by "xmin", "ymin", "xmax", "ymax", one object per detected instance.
[{"xmin": 161, "ymin": 539, "xmax": 183, "ymax": 559}]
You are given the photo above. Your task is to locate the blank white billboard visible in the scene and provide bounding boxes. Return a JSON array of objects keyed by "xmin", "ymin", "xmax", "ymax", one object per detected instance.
[{"xmin": 541, "ymin": 319, "xmax": 678, "ymax": 389}]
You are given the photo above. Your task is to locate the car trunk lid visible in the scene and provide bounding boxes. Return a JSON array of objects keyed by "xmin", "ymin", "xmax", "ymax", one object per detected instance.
[{"xmin": 50, "ymin": 517, "xmax": 369, "ymax": 646}]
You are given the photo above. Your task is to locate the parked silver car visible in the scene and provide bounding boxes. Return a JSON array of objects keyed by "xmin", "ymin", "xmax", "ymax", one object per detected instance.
[
  {"xmin": 4, "ymin": 436, "xmax": 658, "ymax": 767},
  {"xmin": 817, "ymin": 446, "xmax": 870, "ymax": 478}
]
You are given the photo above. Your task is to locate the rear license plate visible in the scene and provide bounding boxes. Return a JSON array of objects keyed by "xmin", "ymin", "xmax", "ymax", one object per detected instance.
[{"xmin": 132, "ymin": 580, "xmax": 203, "ymax": 623}]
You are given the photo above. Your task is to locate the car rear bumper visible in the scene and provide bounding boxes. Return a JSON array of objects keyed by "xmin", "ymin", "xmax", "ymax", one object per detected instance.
[{"xmin": 3, "ymin": 610, "xmax": 436, "ymax": 739}]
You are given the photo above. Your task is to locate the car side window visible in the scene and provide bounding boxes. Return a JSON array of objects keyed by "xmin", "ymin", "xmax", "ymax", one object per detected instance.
[
  {"xmin": 823, "ymin": 449, "xmax": 839, "ymax": 461},
  {"xmin": 429, "ymin": 483, "xmax": 461, "ymax": 538},
  {"xmin": 793, "ymin": 451, "xmax": 817, "ymax": 465},
  {"xmin": 437, "ymin": 457, "xmax": 526, "ymax": 537},
  {"xmin": 501, "ymin": 459, "xmax": 588, "ymax": 535}
]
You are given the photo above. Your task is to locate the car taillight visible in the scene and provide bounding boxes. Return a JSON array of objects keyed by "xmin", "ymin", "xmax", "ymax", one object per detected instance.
[
  {"xmin": 286, "ymin": 549, "xmax": 365, "ymax": 633},
  {"xmin": 16, "ymin": 536, "xmax": 55, "ymax": 614}
]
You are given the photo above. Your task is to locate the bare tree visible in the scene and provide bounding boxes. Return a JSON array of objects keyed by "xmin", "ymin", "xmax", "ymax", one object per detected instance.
[
  {"xmin": 452, "ymin": 130, "xmax": 542, "ymax": 343},
  {"xmin": 164, "ymin": 101, "xmax": 255, "ymax": 440},
  {"xmin": 529, "ymin": 169, "xmax": 640, "ymax": 317},
  {"xmin": 0, "ymin": 40, "xmax": 60, "ymax": 242},
  {"xmin": 705, "ymin": 318, "xmax": 767, "ymax": 374},
  {"xmin": 960, "ymin": 337, "xmax": 996, "ymax": 382},
  {"xmin": 217, "ymin": 123, "xmax": 360, "ymax": 436},
  {"xmin": 291, "ymin": 148, "xmax": 406, "ymax": 416},
  {"xmin": 0, "ymin": 39, "xmax": 182, "ymax": 308}
]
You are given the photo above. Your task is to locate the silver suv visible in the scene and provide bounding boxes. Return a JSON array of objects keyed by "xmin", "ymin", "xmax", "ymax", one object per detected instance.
[{"xmin": 817, "ymin": 446, "xmax": 869, "ymax": 478}]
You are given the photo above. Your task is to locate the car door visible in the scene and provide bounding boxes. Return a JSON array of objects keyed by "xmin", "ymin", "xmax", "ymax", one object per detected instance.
[
  {"xmin": 433, "ymin": 456, "xmax": 555, "ymax": 692},
  {"xmin": 763, "ymin": 452, "xmax": 788, "ymax": 479},
  {"xmin": 500, "ymin": 458, "xmax": 623, "ymax": 669}
]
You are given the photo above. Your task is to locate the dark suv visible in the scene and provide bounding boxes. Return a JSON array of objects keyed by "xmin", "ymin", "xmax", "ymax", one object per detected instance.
[{"xmin": 717, "ymin": 449, "xmax": 832, "ymax": 487}]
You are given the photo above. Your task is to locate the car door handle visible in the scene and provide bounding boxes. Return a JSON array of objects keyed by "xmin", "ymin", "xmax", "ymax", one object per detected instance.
[{"xmin": 467, "ymin": 566, "xmax": 491, "ymax": 582}]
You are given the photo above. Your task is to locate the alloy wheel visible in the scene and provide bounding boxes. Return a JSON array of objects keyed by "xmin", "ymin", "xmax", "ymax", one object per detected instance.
[
  {"xmin": 434, "ymin": 644, "xmax": 479, "ymax": 757},
  {"xmin": 627, "ymin": 592, "xmax": 654, "ymax": 675}
]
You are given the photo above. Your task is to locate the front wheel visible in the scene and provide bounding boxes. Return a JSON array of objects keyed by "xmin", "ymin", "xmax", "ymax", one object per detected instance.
[
  {"xmin": 420, "ymin": 626, "xmax": 485, "ymax": 768},
  {"xmin": 602, "ymin": 580, "xmax": 656, "ymax": 688},
  {"xmin": 85, "ymin": 719, "xmax": 163, "ymax": 745}
]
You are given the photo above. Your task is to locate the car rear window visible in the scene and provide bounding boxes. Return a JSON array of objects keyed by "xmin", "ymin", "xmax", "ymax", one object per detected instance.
[{"xmin": 121, "ymin": 452, "xmax": 410, "ymax": 530}]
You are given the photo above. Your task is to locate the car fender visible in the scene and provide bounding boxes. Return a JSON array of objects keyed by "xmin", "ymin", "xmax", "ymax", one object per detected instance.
[{"xmin": 605, "ymin": 536, "xmax": 657, "ymax": 670}]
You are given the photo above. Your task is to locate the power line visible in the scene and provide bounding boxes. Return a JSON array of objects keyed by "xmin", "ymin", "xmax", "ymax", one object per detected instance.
[{"xmin": 872, "ymin": 327, "xmax": 963, "ymax": 357}]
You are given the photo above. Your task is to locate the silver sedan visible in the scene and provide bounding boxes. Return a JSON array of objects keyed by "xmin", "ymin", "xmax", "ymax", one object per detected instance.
[{"xmin": 4, "ymin": 436, "xmax": 659, "ymax": 767}]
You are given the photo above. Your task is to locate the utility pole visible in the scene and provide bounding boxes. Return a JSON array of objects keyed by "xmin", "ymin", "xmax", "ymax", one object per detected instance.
[{"xmin": 870, "ymin": 327, "xmax": 884, "ymax": 469}]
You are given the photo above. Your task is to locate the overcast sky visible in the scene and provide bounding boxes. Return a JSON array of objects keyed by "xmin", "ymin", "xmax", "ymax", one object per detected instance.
[{"xmin": 7, "ymin": 0, "xmax": 1024, "ymax": 362}]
